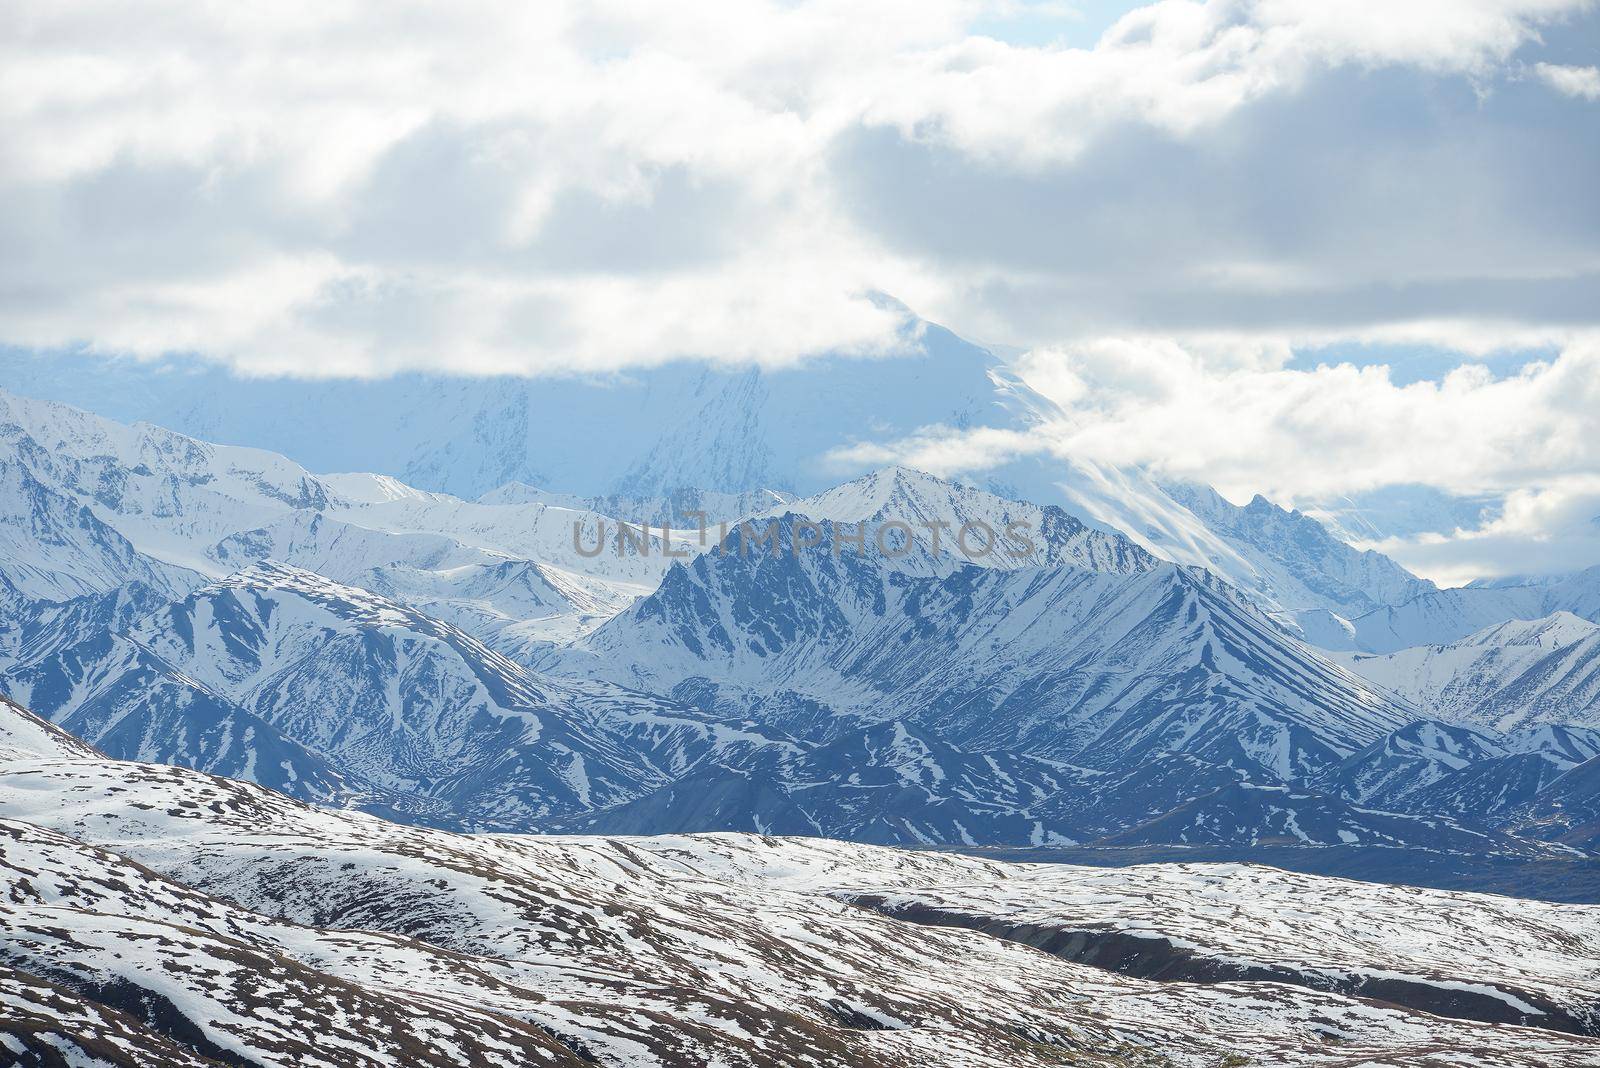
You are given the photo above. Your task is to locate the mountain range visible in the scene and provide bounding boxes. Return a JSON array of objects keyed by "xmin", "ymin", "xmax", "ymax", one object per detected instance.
[{"xmin": 3, "ymin": 321, "xmax": 1600, "ymax": 873}]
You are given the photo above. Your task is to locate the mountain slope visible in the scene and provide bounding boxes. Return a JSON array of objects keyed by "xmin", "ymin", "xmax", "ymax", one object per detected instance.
[
  {"xmin": 1315, "ymin": 719, "xmax": 1600, "ymax": 823},
  {"xmin": 0, "ymin": 451, "xmax": 195, "ymax": 601},
  {"xmin": 0, "ymin": 387, "xmax": 702, "ymax": 644},
  {"xmin": 1162, "ymin": 481, "xmax": 1436, "ymax": 622},
  {"xmin": 1335, "ymin": 612, "xmax": 1600, "ymax": 730},
  {"xmin": 556, "ymin": 720, "xmax": 1095, "ymax": 846},
  {"xmin": 773, "ymin": 465, "xmax": 1160, "ymax": 576}
]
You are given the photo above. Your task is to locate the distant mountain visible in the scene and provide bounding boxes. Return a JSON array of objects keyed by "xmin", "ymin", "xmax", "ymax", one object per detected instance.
[
  {"xmin": 557, "ymin": 719, "xmax": 1092, "ymax": 847},
  {"xmin": 0, "ymin": 388, "xmax": 694, "ymax": 645},
  {"xmin": 1315, "ymin": 720, "xmax": 1516, "ymax": 809},
  {"xmin": 1338, "ymin": 569, "xmax": 1600, "ymax": 653},
  {"xmin": 0, "ymin": 580, "xmax": 167, "ymax": 673},
  {"xmin": 1161, "ymin": 481, "xmax": 1436, "ymax": 622},
  {"xmin": 3, "ymin": 386, "xmax": 1583, "ymax": 857},
  {"xmin": 0, "ymin": 451, "xmax": 195, "ymax": 601},
  {"xmin": 1509, "ymin": 755, "xmax": 1600, "ymax": 853},
  {"xmin": 1302, "ymin": 483, "xmax": 1500, "ymax": 546},
  {"xmin": 1335, "ymin": 612, "xmax": 1600, "ymax": 729},
  {"xmin": 773, "ymin": 465, "xmax": 1160, "ymax": 576},
  {"xmin": 1315, "ymin": 719, "xmax": 1600, "ymax": 823},
  {"xmin": 1095, "ymin": 781, "xmax": 1554, "ymax": 856},
  {"xmin": 482, "ymin": 481, "xmax": 797, "ymax": 526},
  {"xmin": 2, "ymin": 324, "xmax": 1442, "ymax": 629},
  {"xmin": 0, "ymin": 387, "xmax": 332, "ymax": 577},
  {"xmin": 0, "ymin": 316, "xmax": 1011, "ymax": 501}
]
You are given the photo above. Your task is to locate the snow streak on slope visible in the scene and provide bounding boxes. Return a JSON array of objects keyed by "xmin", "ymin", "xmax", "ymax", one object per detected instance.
[{"xmin": 2, "ymin": 722, "xmax": 1597, "ymax": 1066}]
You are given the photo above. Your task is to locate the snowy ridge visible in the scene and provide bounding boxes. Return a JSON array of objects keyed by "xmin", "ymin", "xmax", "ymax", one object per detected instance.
[
  {"xmin": 1336, "ymin": 612, "xmax": 1600, "ymax": 731},
  {"xmin": 1162, "ymin": 481, "xmax": 1436, "ymax": 622},
  {"xmin": 772, "ymin": 465, "xmax": 1160, "ymax": 577}
]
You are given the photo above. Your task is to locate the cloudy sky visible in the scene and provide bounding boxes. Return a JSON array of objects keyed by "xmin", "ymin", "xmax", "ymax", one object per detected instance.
[{"xmin": 3, "ymin": 0, "xmax": 1599, "ymax": 581}]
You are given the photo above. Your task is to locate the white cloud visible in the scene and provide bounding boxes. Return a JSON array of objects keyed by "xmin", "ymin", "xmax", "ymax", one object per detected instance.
[
  {"xmin": 1535, "ymin": 60, "xmax": 1600, "ymax": 97},
  {"xmin": 1367, "ymin": 476, "xmax": 1600, "ymax": 583},
  {"xmin": 1, "ymin": 0, "xmax": 1595, "ymax": 375}
]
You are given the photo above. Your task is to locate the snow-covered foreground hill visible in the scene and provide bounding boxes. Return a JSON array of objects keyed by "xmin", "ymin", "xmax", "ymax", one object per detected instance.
[{"xmin": 2, "ymin": 701, "xmax": 1598, "ymax": 1067}]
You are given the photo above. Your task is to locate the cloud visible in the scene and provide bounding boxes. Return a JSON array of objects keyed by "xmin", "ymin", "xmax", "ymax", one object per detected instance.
[
  {"xmin": 843, "ymin": 336, "xmax": 1600, "ymax": 501},
  {"xmin": 1367, "ymin": 476, "xmax": 1600, "ymax": 584},
  {"xmin": 2, "ymin": 0, "xmax": 1597, "ymax": 376},
  {"xmin": 1536, "ymin": 60, "xmax": 1600, "ymax": 97}
]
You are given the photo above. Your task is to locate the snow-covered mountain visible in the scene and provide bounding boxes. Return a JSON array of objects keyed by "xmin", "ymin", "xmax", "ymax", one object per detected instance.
[
  {"xmin": 1084, "ymin": 780, "xmax": 1556, "ymax": 856},
  {"xmin": 0, "ymin": 315, "xmax": 1011, "ymax": 501},
  {"xmin": 1161, "ymin": 481, "xmax": 1436, "ymax": 621},
  {"xmin": 771, "ymin": 465, "xmax": 1161, "ymax": 577},
  {"xmin": 555, "ymin": 719, "xmax": 1093, "ymax": 846},
  {"xmin": 2, "ymin": 321, "xmax": 1443, "ymax": 629},
  {"xmin": 1314, "ymin": 719, "xmax": 1600, "ymax": 824},
  {"xmin": 480, "ymin": 481, "xmax": 797, "ymax": 526},
  {"xmin": 547, "ymin": 510, "xmax": 1407, "ymax": 780},
  {"xmin": 3, "ymin": 703, "xmax": 1598, "ymax": 1065},
  {"xmin": 3, "ymin": 385, "xmax": 1591, "ymax": 857},
  {"xmin": 1, "ymin": 562, "xmax": 791, "ymax": 829},
  {"xmin": 0, "ymin": 451, "xmax": 195, "ymax": 602},
  {"xmin": 1511, "ymin": 754, "xmax": 1600, "ymax": 853},
  {"xmin": 1335, "ymin": 612, "xmax": 1600, "ymax": 730},
  {"xmin": 0, "ymin": 387, "xmax": 700, "ymax": 648},
  {"xmin": 1301, "ymin": 483, "xmax": 1502, "ymax": 546},
  {"xmin": 1336, "ymin": 568, "xmax": 1600, "ymax": 653}
]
